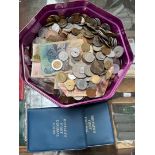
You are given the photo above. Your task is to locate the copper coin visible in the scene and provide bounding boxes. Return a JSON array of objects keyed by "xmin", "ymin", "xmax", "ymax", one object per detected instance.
[
  {"xmin": 71, "ymin": 28, "xmax": 81, "ymax": 36},
  {"xmin": 86, "ymin": 87, "xmax": 97, "ymax": 98},
  {"xmin": 71, "ymin": 13, "xmax": 82, "ymax": 24},
  {"xmin": 58, "ymin": 18, "xmax": 67, "ymax": 28},
  {"xmin": 101, "ymin": 46, "xmax": 111, "ymax": 55},
  {"xmin": 81, "ymin": 42, "xmax": 90, "ymax": 52},
  {"xmin": 90, "ymin": 60, "xmax": 105, "ymax": 75}
]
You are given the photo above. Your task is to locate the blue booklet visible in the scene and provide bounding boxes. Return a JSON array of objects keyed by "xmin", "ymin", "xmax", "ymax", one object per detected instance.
[{"xmin": 27, "ymin": 103, "xmax": 114, "ymax": 152}]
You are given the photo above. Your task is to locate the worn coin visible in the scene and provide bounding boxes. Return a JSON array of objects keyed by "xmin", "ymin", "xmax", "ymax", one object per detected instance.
[
  {"xmin": 107, "ymin": 50, "xmax": 115, "ymax": 58},
  {"xmin": 76, "ymin": 79, "xmax": 88, "ymax": 90},
  {"xmin": 58, "ymin": 18, "xmax": 67, "ymax": 28},
  {"xmin": 93, "ymin": 36, "xmax": 103, "ymax": 47},
  {"xmin": 71, "ymin": 28, "xmax": 81, "ymax": 36},
  {"xmin": 63, "ymin": 23, "xmax": 73, "ymax": 32},
  {"xmin": 56, "ymin": 72, "xmax": 67, "ymax": 83},
  {"xmin": 50, "ymin": 23, "xmax": 60, "ymax": 33},
  {"xmin": 58, "ymin": 51, "xmax": 69, "ymax": 61},
  {"xmin": 81, "ymin": 42, "xmax": 90, "ymax": 52},
  {"xmin": 64, "ymin": 80, "xmax": 75, "ymax": 91},
  {"xmin": 72, "ymin": 62, "xmax": 86, "ymax": 78},
  {"xmin": 113, "ymin": 46, "xmax": 124, "ymax": 58},
  {"xmin": 73, "ymin": 96, "xmax": 84, "ymax": 101},
  {"xmin": 90, "ymin": 60, "xmax": 105, "ymax": 75},
  {"xmin": 113, "ymin": 64, "xmax": 120, "ymax": 74},
  {"xmin": 101, "ymin": 23, "xmax": 111, "ymax": 31},
  {"xmin": 84, "ymin": 65, "xmax": 94, "ymax": 77},
  {"xmin": 91, "ymin": 75, "xmax": 101, "ymax": 84},
  {"xmin": 93, "ymin": 45, "xmax": 102, "ymax": 52},
  {"xmin": 104, "ymin": 57, "xmax": 113, "ymax": 70},
  {"xmin": 86, "ymin": 87, "xmax": 97, "ymax": 98},
  {"xmin": 101, "ymin": 46, "xmax": 111, "ymax": 55},
  {"xmin": 83, "ymin": 52, "xmax": 95, "ymax": 63},
  {"xmin": 96, "ymin": 52, "xmax": 106, "ymax": 61},
  {"xmin": 84, "ymin": 30, "xmax": 94, "ymax": 39},
  {"xmin": 51, "ymin": 59, "xmax": 63, "ymax": 71}
]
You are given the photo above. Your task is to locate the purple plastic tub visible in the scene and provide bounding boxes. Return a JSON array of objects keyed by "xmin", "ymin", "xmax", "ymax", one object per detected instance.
[{"xmin": 19, "ymin": 1, "xmax": 133, "ymax": 108}]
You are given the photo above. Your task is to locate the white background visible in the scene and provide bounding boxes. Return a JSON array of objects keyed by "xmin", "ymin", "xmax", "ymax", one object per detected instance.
[{"xmin": 0, "ymin": 0, "xmax": 155, "ymax": 154}]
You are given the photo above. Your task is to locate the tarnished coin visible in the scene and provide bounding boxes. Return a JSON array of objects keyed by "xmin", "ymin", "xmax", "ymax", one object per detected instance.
[
  {"xmin": 93, "ymin": 45, "xmax": 102, "ymax": 52},
  {"xmin": 58, "ymin": 18, "xmax": 67, "ymax": 28},
  {"xmin": 71, "ymin": 13, "xmax": 82, "ymax": 24},
  {"xmin": 46, "ymin": 15, "xmax": 60, "ymax": 23},
  {"xmin": 107, "ymin": 50, "xmax": 115, "ymax": 58},
  {"xmin": 64, "ymin": 80, "xmax": 75, "ymax": 91},
  {"xmin": 56, "ymin": 72, "xmax": 67, "ymax": 83},
  {"xmin": 51, "ymin": 59, "xmax": 63, "ymax": 71},
  {"xmin": 71, "ymin": 48, "xmax": 80, "ymax": 58},
  {"xmin": 88, "ymin": 18, "xmax": 98, "ymax": 28},
  {"xmin": 104, "ymin": 57, "xmax": 113, "ymax": 70},
  {"xmin": 81, "ymin": 42, "xmax": 90, "ymax": 52},
  {"xmin": 84, "ymin": 30, "xmax": 94, "ymax": 39},
  {"xmin": 71, "ymin": 28, "xmax": 81, "ymax": 36},
  {"xmin": 93, "ymin": 36, "xmax": 103, "ymax": 47},
  {"xmin": 72, "ymin": 62, "xmax": 86, "ymax": 78},
  {"xmin": 58, "ymin": 51, "xmax": 69, "ymax": 61},
  {"xmin": 101, "ymin": 23, "xmax": 111, "ymax": 31},
  {"xmin": 91, "ymin": 75, "xmax": 101, "ymax": 84},
  {"xmin": 101, "ymin": 46, "xmax": 111, "ymax": 55},
  {"xmin": 76, "ymin": 79, "xmax": 88, "ymax": 90},
  {"xmin": 96, "ymin": 52, "xmax": 106, "ymax": 61},
  {"xmin": 59, "ymin": 31, "xmax": 68, "ymax": 40},
  {"xmin": 63, "ymin": 23, "xmax": 73, "ymax": 32},
  {"xmin": 86, "ymin": 87, "xmax": 97, "ymax": 98},
  {"xmin": 84, "ymin": 65, "xmax": 94, "ymax": 77},
  {"xmin": 83, "ymin": 52, "xmax": 95, "ymax": 63},
  {"xmin": 113, "ymin": 46, "xmax": 124, "ymax": 58},
  {"xmin": 90, "ymin": 60, "xmax": 105, "ymax": 75},
  {"xmin": 113, "ymin": 64, "xmax": 120, "ymax": 74},
  {"xmin": 73, "ymin": 24, "xmax": 83, "ymax": 30}
]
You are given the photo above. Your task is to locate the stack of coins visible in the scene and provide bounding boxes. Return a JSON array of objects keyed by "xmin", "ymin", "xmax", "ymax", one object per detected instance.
[{"xmin": 31, "ymin": 13, "xmax": 125, "ymax": 103}]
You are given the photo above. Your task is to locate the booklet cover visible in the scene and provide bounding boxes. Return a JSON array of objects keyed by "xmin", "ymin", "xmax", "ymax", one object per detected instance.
[{"xmin": 27, "ymin": 103, "xmax": 114, "ymax": 152}]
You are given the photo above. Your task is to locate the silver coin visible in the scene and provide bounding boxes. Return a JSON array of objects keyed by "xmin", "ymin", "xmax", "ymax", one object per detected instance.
[
  {"xmin": 113, "ymin": 46, "xmax": 124, "ymax": 58},
  {"xmin": 83, "ymin": 52, "xmax": 95, "ymax": 63},
  {"xmin": 96, "ymin": 52, "xmax": 106, "ymax": 61},
  {"xmin": 76, "ymin": 79, "xmax": 88, "ymax": 90},
  {"xmin": 107, "ymin": 50, "xmax": 115, "ymax": 58},
  {"xmin": 72, "ymin": 62, "xmax": 86, "ymax": 78},
  {"xmin": 71, "ymin": 48, "xmax": 80, "ymax": 58},
  {"xmin": 58, "ymin": 51, "xmax": 69, "ymax": 61},
  {"xmin": 73, "ymin": 96, "xmax": 84, "ymax": 101},
  {"xmin": 84, "ymin": 65, "xmax": 94, "ymax": 77},
  {"xmin": 104, "ymin": 57, "xmax": 113, "ymax": 63},
  {"xmin": 93, "ymin": 45, "xmax": 102, "ymax": 52},
  {"xmin": 68, "ymin": 74, "xmax": 76, "ymax": 80},
  {"xmin": 113, "ymin": 64, "xmax": 120, "ymax": 74},
  {"xmin": 73, "ymin": 24, "xmax": 83, "ymax": 30},
  {"xmin": 51, "ymin": 23, "xmax": 60, "ymax": 33},
  {"xmin": 63, "ymin": 23, "xmax": 73, "ymax": 32},
  {"xmin": 80, "ymin": 17, "xmax": 85, "ymax": 25}
]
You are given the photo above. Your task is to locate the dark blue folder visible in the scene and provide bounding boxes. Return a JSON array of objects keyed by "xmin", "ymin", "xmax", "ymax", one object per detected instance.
[{"xmin": 27, "ymin": 103, "xmax": 114, "ymax": 152}]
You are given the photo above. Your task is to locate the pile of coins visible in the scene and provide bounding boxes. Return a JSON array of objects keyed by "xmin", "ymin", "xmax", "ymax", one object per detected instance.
[{"xmin": 31, "ymin": 13, "xmax": 124, "ymax": 102}]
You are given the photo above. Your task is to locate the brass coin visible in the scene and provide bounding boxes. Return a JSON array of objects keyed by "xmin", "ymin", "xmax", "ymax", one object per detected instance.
[
  {"xmin": 86, "ymin": 87, "xmax": 97, "ymax": 98},
  {"xmin": 81, "ymin": 42, "xmax": 90, "ymax": 52},
  {"xmin": 71, "ymin": 28, "xmax": 81, "ymax": 36},
  {"xmin": 91, "ymin": 75, "xmax": 101, "ymax": 84},
  {"xmin": 101, "ymin": 46, "xmax": 111, "ymax": 55},
  {"xmin": 64, "ymin": 80, "xmax": 75, "ymax": 91},
  {"xmin": 90, "ymin": 60, "xmax": 105, "ymax": 75},
  {"xmin": 104, "ymin": 58, "xmax": 113, "ymax": 70},
  {"xmin": 56, "ymin": 72, "xmax": 67, "ymax": 83}
]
